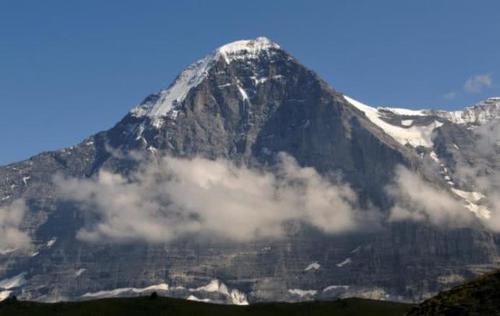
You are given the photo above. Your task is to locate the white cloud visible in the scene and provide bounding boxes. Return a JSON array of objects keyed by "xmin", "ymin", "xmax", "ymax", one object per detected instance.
[
  {"xmin": 0, "ymin": 199, "xmax": 31, "ymax": 254},
  {"xmin": 54, "ymin": 144, "xmax": 500, "ymax": 243},
  {"xmin": 55, "ymin": 153, "xmax": 377, "ymax": 243},
  {"xmin": 464, "ymin": 74, "xmax": 492, "ymax": 93},
  {"xmin": 454, "ymin": 119, "xmax": 500, "ymax": 231},
  {"xmin": 443, "ymin": 91, "xmax": 457, "ymax": 100},
  {"xmin": 386, "ymin": 166, "xmax": 474, "ymax": 227}
]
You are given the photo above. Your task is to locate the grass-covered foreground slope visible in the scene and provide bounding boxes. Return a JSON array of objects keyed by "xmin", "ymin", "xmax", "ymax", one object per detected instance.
[
  {"xmin": 0, "ymin": 296, "xmax": 412, "ymax": 316},
  {"xmin": 408, "ymin": 270, "xmax": 500, "ymax": 316}
]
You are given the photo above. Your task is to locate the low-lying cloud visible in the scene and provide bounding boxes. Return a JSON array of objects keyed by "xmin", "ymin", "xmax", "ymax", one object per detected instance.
[
  {"xmin": 454, "ymin": 119, "xmax": 500, "ymax": 230},
  {"xmin": 0, "ymin": 199, "xmax": 31, "ymax": 254},
  {"xmin": 386, "ymin": 166, "xmax": 474, "ymax": 227},
  {"xmin": 55, "ymin": 153, "xmax": 377, "ymax": 243},
  {"xmin": 55, "ymin": 138, "xmax": 500, "ymax": 244}
]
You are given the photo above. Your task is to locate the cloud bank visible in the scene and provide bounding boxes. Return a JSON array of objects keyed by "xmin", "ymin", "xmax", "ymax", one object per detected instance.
[
  {"xmin": 0, "ymin": 199, "xmax": 31, "ymax": 254},
  {"xmin": 386, "ymin": 166, "xmax": 474, "ymax": 226},
  {"xmin": 454, "ymin": 119, "xmax": 500, "ymax": 230},
  {"xmin": 55, "ymin": 141, "xmax": 499, "ymax": 245},
  {"xmin": 55, "ymin": 153, "xmax": 377, "ymax": 243}
]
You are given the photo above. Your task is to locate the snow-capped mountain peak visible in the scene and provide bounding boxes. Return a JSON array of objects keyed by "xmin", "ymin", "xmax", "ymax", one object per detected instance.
[
  {"xmin": 216, "ymin": 36, "xmax": 280, "ymax": 63},
  {"xmin": 435, "ymin": 97, "xmax": 500, "ymax": 125},
  {"xmin": 130, "ymin": 37, "xmax": 281, "ymax": 122}
]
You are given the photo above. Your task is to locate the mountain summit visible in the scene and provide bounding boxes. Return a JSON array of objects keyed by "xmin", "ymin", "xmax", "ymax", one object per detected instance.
[
  {"xmin": 0, "ymin": 37, "xmax": 499, "ymax": 304},
  {"xmin": 131, "ymin": 37, "xmax": 282, "ymax": 121}
]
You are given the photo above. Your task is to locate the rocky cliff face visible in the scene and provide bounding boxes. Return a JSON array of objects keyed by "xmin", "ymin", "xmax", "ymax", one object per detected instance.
[{"xmin": 0, "ymin": 37, "xmax": 499, "ymax": 304}]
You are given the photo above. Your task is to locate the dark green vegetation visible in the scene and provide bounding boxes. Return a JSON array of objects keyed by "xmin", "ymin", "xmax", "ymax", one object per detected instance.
[
  {"xmin": 408, "ymin": 270, "xmax": 500, "ymax": 316},
  {"xmin": 0, "ymin": 296, "xmax": 412, "ymax": 316}
]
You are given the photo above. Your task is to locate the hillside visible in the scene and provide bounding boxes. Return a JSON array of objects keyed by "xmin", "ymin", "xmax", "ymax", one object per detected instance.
[
  {"xmin": 0, "ymin": 296, "xmax": 412, "ymax": 316},
  {"xmin": 408, "ymin": 270, "xmax": 500, "ymax": 315}
]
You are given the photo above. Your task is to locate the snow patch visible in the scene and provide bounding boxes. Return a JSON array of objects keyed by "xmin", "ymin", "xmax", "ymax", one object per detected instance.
[
  {"xmin": 250, "ymin": 76, "xmax": 268, "ymax": 85},
  {"xmin": 323, "ymin": 285, "xmax": 349, "ymax": 292},
  {"xmin": 229, "ymin": 289, "xmax": 249, "ymax": 305},
  {"xmin": 304, "ymin": 262, "xmax": 321, "ymax": 271},
  {"xmin": 351, "ymin": 246, "xmax": 361, "ymax": 253},
  {"xmin": 437, "ymin": 274, "xmax": 465, "ymax": 284},
  {"xmin": 380, "ymin": 107, "xmax": 427, "ymax": 116},
  {"xmin": 0, "ymin": 273, "xmax": 26, "ymax": 290},
  {"xmin": 336, "ymin": 258, "xmax": 352, "ymax": 267},
  {"xmin": 192, "ymin": 279, "xmax": 248, "ymax": 305},
  {"xmin": 236, "ymin": 83, "xmax": 249, "ymax": 101},
  {"xmin": 288, "ymin": 289, "xmax": 317, "ymax": 297},
  {"xmin": 130, "ymin": 53, "xmax": 215, "ymax": 121},
  {"xmin": 187, "ymin": 295, "xmax": 211, "ymax": 302},
  {"xmin": 218, "ymin": 37, "xmax": 280, "ymax": 63},
  {"xmin": 194, "ymin": 279, "xmax": 228, "ymax": 295},
  {"xmin": 452, "ymin": 189, "xmax": 485, "ymax": 202},
  {"xmin": 429, "ymin": 151, "xmax": 440, "ymax": 163},
  {"xmin": 344, "ymin": 95, "xmax": 442, "ymax": 148},
  {"xmin": 0, "ymin": 291, "xmax": 12, "ymax": 301},
  {"xmin": 401, "ymin": 119, "xmax": 413, "ymax": 126},
  {"xmin": 451, "ymin": 188, "xmax": 490, "ymax": 219},
  {"xmin": 46, "ymin": 237, "xmax": 57, "ymax": 248},
  {"xmin": 82, "ymin": 283, "xmax": 169, "ymax": 298}
]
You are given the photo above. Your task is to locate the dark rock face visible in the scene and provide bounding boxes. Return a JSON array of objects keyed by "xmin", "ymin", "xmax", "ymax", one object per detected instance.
[{"xmin": 0, "ymin": 37, "xmax": 499, "ymax": 303}]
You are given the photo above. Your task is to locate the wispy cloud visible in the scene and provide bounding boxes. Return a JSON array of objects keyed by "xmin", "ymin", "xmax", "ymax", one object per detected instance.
[
  {"xmin": 464, "ymin": 74, "xmax": 493, "ymax": 94},
  {"xmin": 53, "ymin": 146, "xmax": 500, "ymax": 244},
  {"xmin": 386, "ymin": 166, "xmax": 474, "ymax": 227},
  {"xmin": 0, "ymin": 199, "xmax": 31, "ymax": 254},
  {"xmin": 443, "ymin": 91, "xmax": 457, "ymax": 100},
  {"xmin": 55, "ymin": 153, "xmax": 379, "ymax": 243},
  {"xmin": 454, "ymin": 119, "xmax": 500, "ymax": 230},
  {"xmin": 443, "ymin": 74, "xmax": 493, "ymax": 100}
]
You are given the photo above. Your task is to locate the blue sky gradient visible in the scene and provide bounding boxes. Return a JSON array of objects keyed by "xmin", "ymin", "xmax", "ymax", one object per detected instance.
[{"xmin": 1, "ymin": 0, "xmax": 499, "ymax": 164}]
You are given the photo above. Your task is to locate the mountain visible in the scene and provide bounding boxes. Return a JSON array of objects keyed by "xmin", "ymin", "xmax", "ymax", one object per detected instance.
[{"xmin": 0, "ymin": 37, "xmax": 499, "ymax": 304}]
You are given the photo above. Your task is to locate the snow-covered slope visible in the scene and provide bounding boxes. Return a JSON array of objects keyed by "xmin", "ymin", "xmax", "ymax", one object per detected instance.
[
  {"xmin": 344, "ymin": 95, "xmax": 500, "ymax": 148},
  {"xmin": 344, "ymin": 96, "xmax": 443, "ymax": 148},
  {"xmin": 434, "ymin": 97, "xmax": 500, "ymax": 125}
]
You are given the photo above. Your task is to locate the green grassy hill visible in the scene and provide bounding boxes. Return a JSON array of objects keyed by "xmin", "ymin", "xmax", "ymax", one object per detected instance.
[
  {"xmin": 407, "ymin": 270, "xmax": 500, "ymax": 316},
  {"xmin": 0, "ymin": 296, "xmax": 412, "ymax": 316}
]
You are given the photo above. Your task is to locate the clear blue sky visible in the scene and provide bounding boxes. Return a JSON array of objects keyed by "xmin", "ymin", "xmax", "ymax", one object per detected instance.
[{"xmin": 1, "ymin": 0, "xmax": 499, "ymax": 165}]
